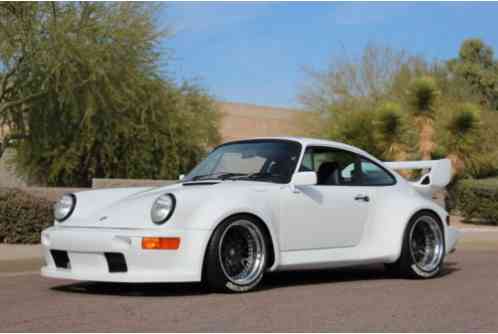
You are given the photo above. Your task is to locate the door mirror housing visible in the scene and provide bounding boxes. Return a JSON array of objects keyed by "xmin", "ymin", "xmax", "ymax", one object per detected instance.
[
  {"xmin": 178, "ymin": 174, "xmax": 185, "ymax": 181},
  {"xmin": 291, "ymin": 171, "xmax": 317, "ymax": 186}
]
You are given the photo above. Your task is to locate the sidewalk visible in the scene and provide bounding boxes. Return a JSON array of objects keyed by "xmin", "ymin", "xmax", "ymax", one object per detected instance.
[
  {"xmin": 451, "ymin": 217, "xmax": 498, "ymax": 250},
  {"xmin": 449, "ymin": 216, "xmax": 498, "ymax": 249},
  {"xmin": 0, "ymin": 244, "xmax": 41, "ymax": 261},
  {"xmin": 0, "ymin": 244, "xmax": 42, "ymax": 274}
]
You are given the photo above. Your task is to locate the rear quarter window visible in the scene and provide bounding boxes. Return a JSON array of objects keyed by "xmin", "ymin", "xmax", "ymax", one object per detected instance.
[{"xmin": 360, "ymin": 159, "xmax": 396, "ymax": 186}]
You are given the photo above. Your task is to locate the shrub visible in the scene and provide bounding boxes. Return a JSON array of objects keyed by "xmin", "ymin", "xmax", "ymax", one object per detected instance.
[
  {"xmin": 0, "ymin": 188, "xmax": 54, "ymax": 244},
  {"xmin": 450, "ymin": 178, "xmax": 498, "ymax": 225}
]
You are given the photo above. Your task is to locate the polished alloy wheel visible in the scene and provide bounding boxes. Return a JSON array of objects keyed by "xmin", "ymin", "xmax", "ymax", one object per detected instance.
[
  {"xmin": 409, "ymin": 216, "xmax": 444, "ymax": 272},
  {"xmin": 218, "ymin": 220, "xmax": 266, "ymax": 286}
]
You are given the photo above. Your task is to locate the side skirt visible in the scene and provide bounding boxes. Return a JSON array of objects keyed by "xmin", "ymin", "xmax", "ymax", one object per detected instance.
[{"xmin": 276, "ymin": 246, "xmax": 394, "ymax": 271}]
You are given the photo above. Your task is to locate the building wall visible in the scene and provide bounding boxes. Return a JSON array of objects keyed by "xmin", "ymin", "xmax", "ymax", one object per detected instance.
[{"xmin": 217, "ymin": 101, "xmax": 321, "ymax": 142}]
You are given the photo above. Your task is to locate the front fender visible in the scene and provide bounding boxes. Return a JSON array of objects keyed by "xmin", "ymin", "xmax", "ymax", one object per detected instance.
[{"xmin": 185, "ymin": 191, "xmax": 282, "ymax": 270}]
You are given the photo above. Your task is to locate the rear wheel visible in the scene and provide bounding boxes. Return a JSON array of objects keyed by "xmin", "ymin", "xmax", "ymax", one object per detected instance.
[
  {"xmin": 387, "ymin": 212, "xmax": 445, "ymax": 278},
  {"xmin": 204, "ymin": 215, "xmax": 268, "ymax": 292}
]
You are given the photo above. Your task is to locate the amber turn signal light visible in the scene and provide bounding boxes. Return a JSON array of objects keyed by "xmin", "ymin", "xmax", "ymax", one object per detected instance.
[{"xmin": 142, "ymin": 237, "xmax": 180, "ymax": 250}]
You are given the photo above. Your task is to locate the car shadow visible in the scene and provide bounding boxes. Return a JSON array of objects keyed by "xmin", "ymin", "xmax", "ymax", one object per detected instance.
[
  {"xmin": 51, "ymin": 261, "xmax": 460, "ymax": 297},
  {"xmin": 261, "ymin": 261, "xmax": 460, "ymax": 291},
  {"xmin": 52, "ymin": 281, "xmax": 209, "ymax": 297}
]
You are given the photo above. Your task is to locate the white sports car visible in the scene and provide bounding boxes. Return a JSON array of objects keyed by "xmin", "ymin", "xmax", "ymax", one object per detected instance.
[{"xmin": 41, "ymin": 137, "xmax": 460, "ymax": 292}]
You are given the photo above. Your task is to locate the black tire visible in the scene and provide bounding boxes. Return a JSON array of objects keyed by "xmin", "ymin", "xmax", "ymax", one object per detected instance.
[
  {"xmin": 387, "ymin": 211, "xmax": 445, "ymax": 278},
  {"xmin": 203, "ymin": 215, "xmax": 268, "ymax": 293}
]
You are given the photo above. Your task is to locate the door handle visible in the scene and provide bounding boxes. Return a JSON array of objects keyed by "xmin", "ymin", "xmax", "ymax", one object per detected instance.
[{"xmin": 354, "ymin": 194, "xmax": 370, "ymax": 202}]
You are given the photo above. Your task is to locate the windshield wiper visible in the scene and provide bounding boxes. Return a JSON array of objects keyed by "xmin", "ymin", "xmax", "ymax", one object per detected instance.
[
  {"xmin": 189, "ymin": 172, "xmax": 247, "ymax": 181},
  {"xmin": 246, "ymin": 172, "xmax": 281, "ymax": 180},
  {"xmin": 223, "ymin": 172, "xmax": 281, "ymax": 181},
  {"xmin": 189, "ymin": 172, "xmax": 282, "ymax": 182}
]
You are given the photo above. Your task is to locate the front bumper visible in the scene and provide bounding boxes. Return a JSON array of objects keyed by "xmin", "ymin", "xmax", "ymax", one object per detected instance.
[{"xmin": 40, "ymin": 226, "xmax": 211, "ymax": 283}]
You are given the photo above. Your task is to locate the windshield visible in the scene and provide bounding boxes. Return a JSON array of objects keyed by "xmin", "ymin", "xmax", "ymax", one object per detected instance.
[{"xmin": 184, "ymin": 140, "xmax": 302, "ymax": 184}]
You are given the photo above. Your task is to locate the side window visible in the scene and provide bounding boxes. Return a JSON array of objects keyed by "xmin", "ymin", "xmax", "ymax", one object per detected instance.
[
  {"xmin": 299, "ymin": 150, "xmax": 314, "ymax": 172},
  {"xmin": 299, "ymin": 147, "xmax": 361, "ymax": 185},
  {"xmin": 360, "ymin": 159, "xmax": 396, "ymax": 186}
]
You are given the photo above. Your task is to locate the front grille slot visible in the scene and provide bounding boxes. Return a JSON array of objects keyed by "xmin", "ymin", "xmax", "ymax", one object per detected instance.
[
  {"xmin": 104, "ymin": 252, "xmax": 127, "ymax": 273},
  {"xmin": 51, "ymin": 250, "xmax": 70, "ymax": 269}
]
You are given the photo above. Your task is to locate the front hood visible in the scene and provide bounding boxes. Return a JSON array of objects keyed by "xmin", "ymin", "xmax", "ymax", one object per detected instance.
[{"xmin": 60, "ymin": 180, "xmax": 276, "ymax": 230}]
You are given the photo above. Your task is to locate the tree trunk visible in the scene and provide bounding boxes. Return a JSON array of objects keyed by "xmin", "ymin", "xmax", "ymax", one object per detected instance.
[
  {"xmin": 418, "ymin": 118, "xmax": 435, "ymax": 160},
  {"xmin": 393, "ymin": 147, "xmax": 412, "ymax": 178},
  {"xmin": 447, "ymin": 153, "xmax": 465, "ymax": 176}
]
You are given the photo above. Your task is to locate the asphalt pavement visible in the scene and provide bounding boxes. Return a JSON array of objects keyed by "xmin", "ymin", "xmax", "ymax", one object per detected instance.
[{"xmin": 0, "ymin": 246, "xmax": 497, "ymax": 332}]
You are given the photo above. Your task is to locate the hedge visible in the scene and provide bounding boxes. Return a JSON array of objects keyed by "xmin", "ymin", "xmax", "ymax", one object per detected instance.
[
  {"xmin": 0, "ymin": 188, "xmax": 54, "ymax": 243},
  {"xmin": 450, "ymin": 178, "xmax": 498, "ymax": 225}
]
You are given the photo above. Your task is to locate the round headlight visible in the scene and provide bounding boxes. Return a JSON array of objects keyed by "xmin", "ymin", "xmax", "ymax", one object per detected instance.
[
  {"xmin": 54, "ymin": 194, "xmax": 76, "ymax": 222},
  {"xmin": 151, "ymin": 193, "xmax": 176, "ymax": 224}
]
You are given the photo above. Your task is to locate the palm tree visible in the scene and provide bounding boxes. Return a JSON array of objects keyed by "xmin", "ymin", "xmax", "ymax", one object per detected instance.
[
  {"xmin": 445, "ymin": 103, "xmax": 481, "ymax": 175},
  {"xmin": 407, "ymin": 76, "xmax": 439, "ymax": 160},
  {"xmin": 373, "ymin": 101, "xmax": 408, "ymax": 161}
]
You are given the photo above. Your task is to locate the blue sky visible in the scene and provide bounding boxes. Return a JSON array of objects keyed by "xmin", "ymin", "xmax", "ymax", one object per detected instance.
[{"xmin": 161, "ymin": 2, "xmax": 498, "ymax": 108}]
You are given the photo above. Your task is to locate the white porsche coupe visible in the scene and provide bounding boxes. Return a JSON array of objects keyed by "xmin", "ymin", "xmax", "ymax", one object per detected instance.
[{"xmin": 41, "ymin": 137, "xmax": 460, "ymax": 292}]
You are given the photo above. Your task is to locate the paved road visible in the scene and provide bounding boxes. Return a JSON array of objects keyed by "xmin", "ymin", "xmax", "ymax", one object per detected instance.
[{"xmin": 1, "ymin": 249, "xmax": 497, "ymax": 332}]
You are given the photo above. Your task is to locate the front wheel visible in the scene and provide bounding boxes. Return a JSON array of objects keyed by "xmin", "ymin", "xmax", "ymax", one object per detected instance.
[
  {"xmin": 204, "ymin": 216, "xmax": 268, "ymax": 292},
  {"xmin": 388, "ymin": 212, "xmax": 445, "ymax": 278}
]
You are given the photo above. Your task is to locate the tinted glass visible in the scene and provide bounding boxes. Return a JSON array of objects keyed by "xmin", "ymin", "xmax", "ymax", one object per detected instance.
[
  {"xmin": 300, "ymin": 147, "xmax": 361, "ymax": 185},
  {"xmin": 360, "ymin": 159, "xmax": 395, "ymax": 186},
  {"xmin": 300, "ymin": 150, "xmax": 314, "ymax": 171},
  {"xmin": 185, "ymin": 140, "xmax": 302, "ymax": 183}
]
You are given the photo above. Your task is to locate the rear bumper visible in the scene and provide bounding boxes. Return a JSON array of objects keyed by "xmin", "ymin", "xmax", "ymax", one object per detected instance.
[
  {"xmin": 40, "ymin": 226, "xmax": 211, "ymax": 283},
  {"xmin": 446, "ymin": 226, "xmax": 461, "ymax": 254}
]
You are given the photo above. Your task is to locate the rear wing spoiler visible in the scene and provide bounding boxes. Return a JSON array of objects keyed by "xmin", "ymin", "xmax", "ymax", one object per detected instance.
[{"xmin": 384, "ymin": 159, "xmax": 452, "ymax": 197}]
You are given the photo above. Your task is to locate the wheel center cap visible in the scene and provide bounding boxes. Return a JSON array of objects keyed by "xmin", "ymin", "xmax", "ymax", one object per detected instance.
[{"xmin": 229, "ymin": 248, "xmax": 236, "ymax": 256}]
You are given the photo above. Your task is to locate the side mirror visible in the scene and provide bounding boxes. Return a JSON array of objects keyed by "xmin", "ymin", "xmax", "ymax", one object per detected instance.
[
  {"xmin": 291, "ymin": 171, "xmax": 317, "ymax": 186},
  {"xmin": 178, "ymin": 174, "xmax": 185, "ymax": 181}
]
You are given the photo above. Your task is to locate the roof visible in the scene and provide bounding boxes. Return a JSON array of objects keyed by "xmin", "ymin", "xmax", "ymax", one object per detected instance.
[{"xmin": 222, "ymin": 136, "xmax": 381, "ymax": 164}]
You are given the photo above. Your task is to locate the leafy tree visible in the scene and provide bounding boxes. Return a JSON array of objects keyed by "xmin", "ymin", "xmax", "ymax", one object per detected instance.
[
  {"xmin": 449, "ymin": 38, "xmax": 498, "ymax": 110},
  {"xmin": 325, "ymin": 101, "xmax": 381, "ymax": 157},
  {"xmin": 299, "ymin": 44, "xmax": 412, "ymax": 113},
  {"xmin": 300, "ymin": 41, "xmax": 498, "ymax": 178},
  {"xmin": 0, "ymin": 3, "xmax": 220, "ymax": 186},
  {"xmin": 0, "ymin": 3, "xmax": 47, "ymax": 117}
]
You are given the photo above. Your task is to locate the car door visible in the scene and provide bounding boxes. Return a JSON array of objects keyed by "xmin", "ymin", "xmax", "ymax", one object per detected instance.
[{"xmin": 279, "ymin": 146, "xmax": 375, "ymax": 251}]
